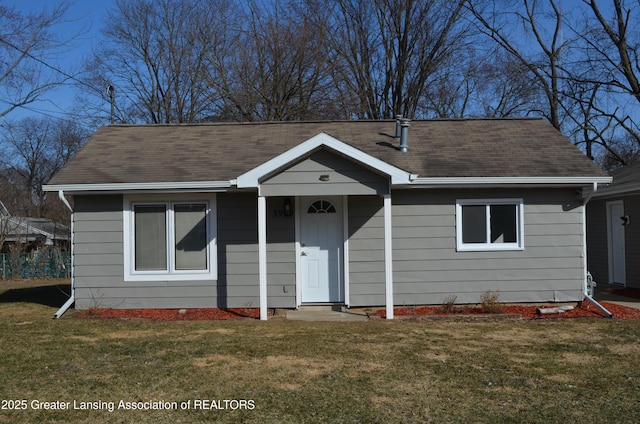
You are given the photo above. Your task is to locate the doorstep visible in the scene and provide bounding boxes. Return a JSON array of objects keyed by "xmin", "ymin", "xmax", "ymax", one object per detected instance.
[{"xmin": 282, "ymin": 305, "xmax": 369, "ymax": 321}]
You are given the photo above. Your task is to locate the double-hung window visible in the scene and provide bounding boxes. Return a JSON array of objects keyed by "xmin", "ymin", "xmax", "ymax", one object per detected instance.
[
  {"xmin": 124, "ymin": 195, "xmax": 217, "ymax": 281},
  {"xmin": 456, "ymin": 199, "xmax": 523, "ymax": 251}
]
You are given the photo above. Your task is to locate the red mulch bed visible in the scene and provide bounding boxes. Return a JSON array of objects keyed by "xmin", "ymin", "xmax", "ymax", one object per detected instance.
[
  {"xmin": 377, "ymin": 301, "xmax": 640, "ymax": 320},
  {"xmin": 74, "ymin": 302, "xmax": 640, "ymax": 321},
  {"xmin": 75, "ymin": 307, "xmax": 265, "ymax": 320}
]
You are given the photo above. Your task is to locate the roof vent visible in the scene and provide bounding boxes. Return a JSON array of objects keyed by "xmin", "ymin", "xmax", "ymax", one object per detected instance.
[
  {"xmin": 394, "ymin": 115, "xmax": 403, "ymax": 140},
  {"xmin": 399, "ymin": 118, "xmax": 410, "ymax": 153}
]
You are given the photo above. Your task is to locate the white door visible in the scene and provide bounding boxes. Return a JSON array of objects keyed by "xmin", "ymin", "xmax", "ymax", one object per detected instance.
[
  {"xmin": 607, "ymin": 201, "xmax": 626, "ymax": 286},
  {"xmin": 300, "ymin": 197, "xmax": 343, "ymax": 303}
]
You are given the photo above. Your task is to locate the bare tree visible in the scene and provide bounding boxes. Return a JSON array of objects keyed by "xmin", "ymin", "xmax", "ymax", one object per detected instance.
[
  {"xmin": 0, "ymin": 2, "xmax": 78, "ymax": 119},
  {"xmin": 84, "ymin": 0, "xmax": 233, "ymax": 124},
  {"xmin": 467, "ymin": 0, "xmax": 571, "ymax": 130},
  {"xmin": 315, "ymin": 0, "xmax": 469, "ymax": 119},
  {"xmin": 567, "ymin": 0, "xmax": 640, "ymax": 167},
  {"xmin": 212, "ymin": 0, "xmax": 337, "ymax": 121},
  {"xmin": 1, "ymin": 117, "xmax": 87, "ymax": 217},
  {"xmin": 420, "ymin": 46, "xmax": 541, "ymax": 118}
]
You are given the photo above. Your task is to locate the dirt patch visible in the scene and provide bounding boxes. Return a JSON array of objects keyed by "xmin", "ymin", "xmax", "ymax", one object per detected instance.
[{"xmin": 193, "ymin": 354, "xmax": 244, "ymax": 368}]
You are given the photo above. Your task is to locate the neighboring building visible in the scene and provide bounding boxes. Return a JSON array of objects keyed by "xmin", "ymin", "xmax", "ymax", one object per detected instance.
[
  {"xmin": 587, "ymin": 163, "xmax": 640, "ymax": 289},
  {"xmin": 43, "ymin": 119, "xmax": 610, "ymax": 319},
  {"xmin": 0, "ymin": 214, "xmax": 70, "ymax": 253}
]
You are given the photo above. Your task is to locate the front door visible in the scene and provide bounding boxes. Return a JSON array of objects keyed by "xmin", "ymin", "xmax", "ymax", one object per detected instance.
[
  {"xmin": 300, "ymin": 197, "xmax": 343, "ymax": 303},
  {"xmin": 607, "ymin": 201, "xmax": 626, "ymax": 286}
]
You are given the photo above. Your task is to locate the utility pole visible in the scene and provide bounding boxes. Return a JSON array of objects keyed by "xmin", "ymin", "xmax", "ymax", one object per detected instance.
[{"xmin": 108, "ymin": 84, "xmax": 115, "ymax": 124}]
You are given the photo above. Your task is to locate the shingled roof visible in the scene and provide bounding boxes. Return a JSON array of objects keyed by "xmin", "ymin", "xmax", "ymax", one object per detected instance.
[{"xmin": 47, "ymin": 118, "xmax": 607, "ymax": 187}]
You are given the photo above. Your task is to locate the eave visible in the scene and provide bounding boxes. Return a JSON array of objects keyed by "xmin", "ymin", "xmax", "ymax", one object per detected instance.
[
  {"xmin": 406, "ymin": 176, "xmax": 612, "ymax": 188},
  {"xmin": 42, "ymin": 180, "xmax": 233, "ymax": 194}
]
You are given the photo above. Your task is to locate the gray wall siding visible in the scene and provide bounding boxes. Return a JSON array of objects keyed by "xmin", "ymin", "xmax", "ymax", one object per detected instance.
[
  {"xmin": 72, "ymin": 187, "xmax": 588, "ymax": 311},
  {"xmin": 266, "ymin": 197, "xmax": 296, "ymax": 307},
  {"xmin": 586, "ymin": 199, "xmax": 609, "ymax": 285},
  {"xmin": 73, "ymin": 193, "xmax": 267, "ymax": 309},
  {"xmin": 217, "ymin": 192, "xmax": 260, "ymax": 308},
  {"xmin": 73, "ymin": 195, "xmax": 125, "ymax": 309},
  {"xmin": 261, "ymin": 150, "xmax": 389, "ymax": 196},
  {"xmin": 587, "ymin": 195, "xmax": 640, "ymax": 288},
  {"xmin": 624, "ymin": 195, "xmax": 640, "ymax": 288},
  {"xmin": 347, "ymin": 196, "xmax": 386, "ymax": 306},
  {"xmin": 392, "ymin": 189, "xmax": 585, "ymax": 305},
  {"xmin": 589, "ymin": 194, "xmax": 640, "ymax": 289}
]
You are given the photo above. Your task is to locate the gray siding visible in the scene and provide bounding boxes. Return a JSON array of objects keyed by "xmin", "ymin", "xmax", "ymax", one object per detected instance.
[
  {"xmin": 71, "ymin": 186, "xmax": 589, "ymax": 311},
  {"xmin": 347, "ymin": 196, "xmax": 385, "ymax": 306},
  {"xmin": 261, "ymin": 150, "xmax": 389, "ymax": 196},
  {"xmin": 624, "ymin": 195, "xmax": 640, "ymax": 288},
  {"xmin": 391, "ymin": 189, "xmax": 585, "ymax": 305},
  {"xmin": 266, "ymin": 197, "xmax": 296, "ymax": 307},
  {"xmin": 586, "ymin": 199, "xmax": 608, "ymax": 285},
  {"xmin": 73, "ymin": 193, "xmax": 267, "ymax": 309},
  {"xmin": 589, "ymin": 194, "xmax": 640, "ymax": 289},
  {"xmin": 217, "ymin": 192, "xmax": 259, "ymax": 308},
  {"xmin": 73, "ymin": 195, "xmax": 125, "ymax": 309}
]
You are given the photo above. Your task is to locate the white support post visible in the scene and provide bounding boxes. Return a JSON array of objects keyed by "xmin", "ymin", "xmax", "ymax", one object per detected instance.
[
  {"xmin": 384, "ymin": 194, "xmax": 394, "ymax": 319},
  {"xmin": 258, "ymin": 196, "xmax": 268, "ymax": 321}
]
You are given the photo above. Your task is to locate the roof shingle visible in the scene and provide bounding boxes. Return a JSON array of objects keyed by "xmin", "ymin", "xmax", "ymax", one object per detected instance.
[{"xmin": 47, "ymin": 118, "xmax": 607, "ymax": 186}]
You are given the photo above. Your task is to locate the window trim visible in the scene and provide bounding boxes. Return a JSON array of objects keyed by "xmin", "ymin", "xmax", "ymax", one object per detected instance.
[
  {"xmin": 123, "ymin": 194, "xmax": 217, "ymax": 282},
  {"xmin": 455, "ymin": 198, "xmax": 524, "ymax": 251}
]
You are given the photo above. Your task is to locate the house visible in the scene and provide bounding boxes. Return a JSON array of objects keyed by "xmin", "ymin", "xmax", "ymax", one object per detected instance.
[
  {"xmin": 587, "ymin": 163, "xmax": 640, "ymax": 289},
  {"xmin": 1, "ymin": 211, "xmax": 70, "ymax": 253},
  {"xmin": 43, "ymin": 118, "xmax": 611, "ymax": 319}
]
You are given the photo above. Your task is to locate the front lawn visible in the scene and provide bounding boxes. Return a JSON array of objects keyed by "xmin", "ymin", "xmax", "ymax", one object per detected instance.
[{"xmin": 1, "ymin": 279, "xmax": 639, "ymax": 423}]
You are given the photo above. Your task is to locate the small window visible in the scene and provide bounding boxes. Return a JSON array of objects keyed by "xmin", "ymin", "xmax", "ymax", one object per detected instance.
[
  {"xmin": 307, "ymin": 200, "xmax": 336, "ymax": 214},
  {"xmin": 456, "ymin": 199, "xmax": 523, "ymax": 251}
]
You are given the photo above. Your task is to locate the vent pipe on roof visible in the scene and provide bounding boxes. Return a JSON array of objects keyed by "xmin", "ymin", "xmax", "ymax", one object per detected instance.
[
  {"xmin": 394, "ymin": 115, "xmax": 403, "ymax": 140},
  {"xmin": 399, "ymin": 118, "xmax": 410, "ymax": 153}
]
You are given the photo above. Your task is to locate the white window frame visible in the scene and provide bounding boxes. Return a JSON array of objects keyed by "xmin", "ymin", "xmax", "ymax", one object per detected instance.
[
  {"xmin": 123, "ymin": 194, "xmax": 217, "ymax": 281},
  {"xmin": 456, "ymin": 198, "xmax": 524, "ymax": 251}
]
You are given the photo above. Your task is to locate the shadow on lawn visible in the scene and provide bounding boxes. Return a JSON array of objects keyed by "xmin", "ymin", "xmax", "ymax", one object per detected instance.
[{"xmin": 0, "ymin": 283, "xmax": 71, "ymax": 308}]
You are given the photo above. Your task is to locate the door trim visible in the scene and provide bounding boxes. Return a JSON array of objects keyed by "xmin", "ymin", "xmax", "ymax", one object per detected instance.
[
  {"xmin": 295, "ymin": 196, "xmax": 348, "ymax": 306},
  {"xmin": 606, "ymin": 200, "xmax": 626, "ymax": 286}
]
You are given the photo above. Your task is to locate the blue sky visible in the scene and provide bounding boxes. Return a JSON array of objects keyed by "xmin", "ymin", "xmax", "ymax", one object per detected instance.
[
  {"xmin": 3, "ymin": 0, "xmax": 113, "ymax": 121},
  {"xmin": 1, "ymin": 0, "xmax": 616, "ymax": 124}
]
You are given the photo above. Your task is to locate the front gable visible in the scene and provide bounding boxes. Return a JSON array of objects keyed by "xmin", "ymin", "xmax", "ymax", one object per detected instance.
[
  {"xmin": 235, "ymin": 133, "xmax": 414, "ymax": 190},
  {"xmin": 260, "ymin": 149, "xmax": 390, "ymax": 196}
]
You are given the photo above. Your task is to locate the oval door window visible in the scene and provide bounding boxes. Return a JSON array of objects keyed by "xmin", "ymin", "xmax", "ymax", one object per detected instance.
[{"xmin": 307, "ymin": 200, "xmax": 336, "ymax": 214}]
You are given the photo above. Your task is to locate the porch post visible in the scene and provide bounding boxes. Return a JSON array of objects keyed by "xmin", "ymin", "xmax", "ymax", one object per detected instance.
[
  {"xmin": 258, "ymin": 195, "xmax": 268, "ymax": 320},
  {"xmin": 384, "ymin": 194, "xmax": 394, "ymax": 319}
]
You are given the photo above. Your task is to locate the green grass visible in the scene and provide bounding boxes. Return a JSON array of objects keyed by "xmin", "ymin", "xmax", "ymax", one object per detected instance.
[{"xmin": 1, "ymin": 279, "xmax": 640, "ymax": 423}]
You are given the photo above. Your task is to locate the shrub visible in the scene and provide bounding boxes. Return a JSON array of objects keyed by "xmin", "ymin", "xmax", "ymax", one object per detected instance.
[
  {"xmin": 480, "ymin": 290, "xmax": 503, "ymax": 314},
  {"xmin": 441, "ymin": 295, "xmax": 457, "ymax": 313}
]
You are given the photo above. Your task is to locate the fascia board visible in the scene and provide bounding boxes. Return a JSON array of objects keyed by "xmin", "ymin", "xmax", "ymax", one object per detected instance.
[
  {"xmin": 236, "ymin": 132, "xmax": 413, "ymax": 187},
  {"xmin": 43, "ymin": 181, "xmax": 233, "ymax": 193},
  {"xmin": 407, "ymin": 176, "xmax": 613, "ymax": 187},
  {"xmin": 591, "ymin": 185, "xmax": 640, "ymax": 199}
]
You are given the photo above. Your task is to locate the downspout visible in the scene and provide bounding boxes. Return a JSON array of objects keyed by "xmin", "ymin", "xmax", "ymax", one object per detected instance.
[
  {"xmin": 582, "ymin": 182, "xmax": 613, "ymax": 318},
  {"xmin": 54, "ymin": 190, "xmax": 74, "ymax": 319}
]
